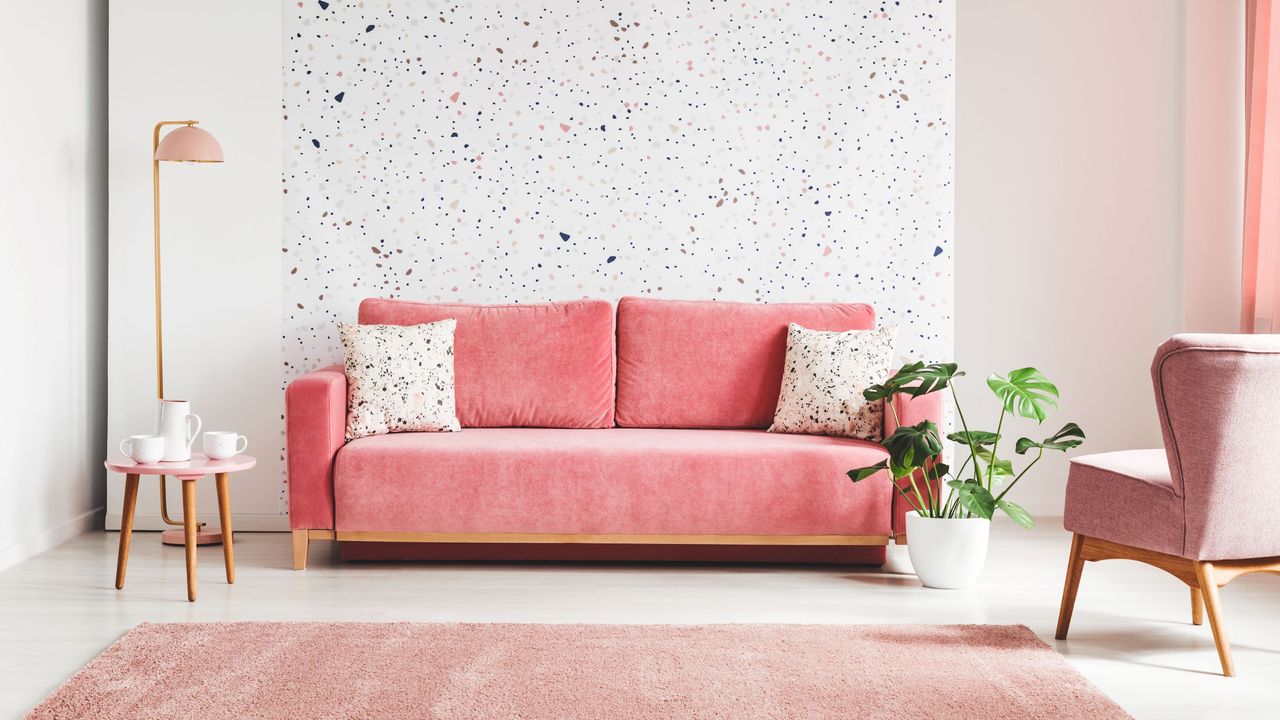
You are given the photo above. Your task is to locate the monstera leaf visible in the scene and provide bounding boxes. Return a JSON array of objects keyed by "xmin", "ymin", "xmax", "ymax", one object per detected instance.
[
  {"xmin": 864, "ymin": 362, "xmax": 964, "ymax": 401},
  {"xmin": 947, "ymin": 479, "xmax": 996, "ymax": 519},
  {"xmin": 1015, "ymin": 422, "xmax": 1085, "ymax": 455},
  {"xmin": 987, "ymin": 368, "xmax": 1059, "ymax": 423},
  {"xmin": 948, "ymin": 430, "xmax": 1000, "ymax": 448},
  {"xmin": 883, "ymin": 421, "xmax": 944, "ymax": 471},
  {"xmin": 895, "ymin": 362, "xmax": 963, "ymax": 397},
  {"xmin": 998, "ymin": 499, "xmax": 1035, "ymax": 528},
  {"xmin": 847, "ymin": 459, "xmax": 889, "ymax": 484},
  {"xmin": 862, "ymin": 361, "xmax": 921, "ymax": 402},
  {"xmin": 973, "ymin": 449, "xmax": 1014, "ymax": 482}
]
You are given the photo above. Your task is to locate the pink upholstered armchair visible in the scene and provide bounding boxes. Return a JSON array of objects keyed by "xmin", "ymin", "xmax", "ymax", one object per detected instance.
[{"xmin": 1056, "ymin": 334, "xmax": 1280, "ymax": 676}]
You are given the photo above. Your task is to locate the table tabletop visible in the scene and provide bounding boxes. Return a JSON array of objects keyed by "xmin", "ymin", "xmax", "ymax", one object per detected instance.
[{"xmin": 104, "ymin": 453, "xmax": 256, "ymax": 479}]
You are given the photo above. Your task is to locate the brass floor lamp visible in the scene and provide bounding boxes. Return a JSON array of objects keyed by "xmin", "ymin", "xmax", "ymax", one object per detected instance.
[{"xmin": 152, "ymin": 120, "xmax": 224, "ymax": 545}]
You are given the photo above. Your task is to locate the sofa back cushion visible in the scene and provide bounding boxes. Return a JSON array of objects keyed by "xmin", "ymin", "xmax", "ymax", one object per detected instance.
[
  {"xmin": 615, "ymin": 297, "xmax": 876, "ymax": 428},
  {"xmin": 359, "ymin": 298, "xmax": 615, "ymax": 428}
]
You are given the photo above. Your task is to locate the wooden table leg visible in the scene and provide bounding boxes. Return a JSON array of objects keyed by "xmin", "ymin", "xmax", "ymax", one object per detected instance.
[
  {"xmin": 182, "ymin": 478, "xmax": 198, "ymax": 602},
  {"xmin": 215, "ymin": 472, "xmax": 235, "ymax": 584},
  {"xmin": 114, "ymin": 474, "xmax": 140, "ymax": 589}
]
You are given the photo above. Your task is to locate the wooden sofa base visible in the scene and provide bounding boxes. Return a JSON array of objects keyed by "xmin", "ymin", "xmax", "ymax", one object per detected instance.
[
  {"xmin": 1055, "ymin": 533, "xmax": 1280, "ymax": 677},
  {"xmin": 291, "ymin": 529, "xmax": 892, "ymax": 571}
]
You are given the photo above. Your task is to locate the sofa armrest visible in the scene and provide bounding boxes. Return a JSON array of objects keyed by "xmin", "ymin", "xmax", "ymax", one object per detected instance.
[
  {"xmin": 286, "ymin": 364, "xmax": 346, "ymax": 530},
  {"xmin": 884, "ymin": 391, "xmax": 944, "ymax": 541}
]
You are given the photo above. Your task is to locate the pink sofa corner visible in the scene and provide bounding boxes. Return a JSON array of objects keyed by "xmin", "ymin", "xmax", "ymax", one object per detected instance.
[{"xmin": 286, "ymin": 297, "xmax": 942, "ymax": 569}]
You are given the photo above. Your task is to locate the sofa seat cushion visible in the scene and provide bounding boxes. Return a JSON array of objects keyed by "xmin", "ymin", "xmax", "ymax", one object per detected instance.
[
  {"xmin": 333, "ymin": 428, "xmax": 893, "ymax": 536},
  {"xmin": 615, "ymin": 297, "xmax": 876, "ymax": 429},
  {"xmin": 359, "ymin": 298, "xmax": 615, "ymax": 428},
  {"xmin": 1063, "ymin": 449, "xmax": 1185, "ymax": 557}
]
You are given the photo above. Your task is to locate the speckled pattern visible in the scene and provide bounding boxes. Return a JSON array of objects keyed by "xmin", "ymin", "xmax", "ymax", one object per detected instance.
[
  {"xmin": 280, "ymin": 1, "xmax": 954, "ymax": 508},
  {"xmin": 769, "ymin": 323, "xmax": 897, "ymax": 439},
  {"xmin": 25, "ymin": 622, "xmax": 1129, "ymax": 720},
  {"xmin": 339, "ymin": 320, "xmax": 461, "ymax": 439}
]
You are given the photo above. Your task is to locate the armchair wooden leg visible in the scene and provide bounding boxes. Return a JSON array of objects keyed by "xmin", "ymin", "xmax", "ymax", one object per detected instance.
[
  {"xmin": 1194, "ymin": 561, "xmax": 1235, "ymax": 677},
  {"xmin": 292, "ymin": 529, "xmax": 310, "ymax": 570},
  {"xmin": 1055, "ymin": 532, "xmax": 1086, "ymax": 640},
  {"xmin": 1190, "ymin": 587, "xmax": 1204, "ymax": 626}
]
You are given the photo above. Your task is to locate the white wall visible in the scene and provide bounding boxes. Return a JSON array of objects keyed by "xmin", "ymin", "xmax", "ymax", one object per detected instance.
[
  {"xmin": 0, "ymin": 0, "xmax": 108, "ymax": 570},
  {"xmin": 106, "ymin": 0, "xmax": 284, "ymax": 530},
  {"xmin": 957, "ymin": 0, "xmax": 1244, "ymax": 516},
  {"xmin": 1184, "ymin": 1, "xmax": 1246, "ymax": 332}
]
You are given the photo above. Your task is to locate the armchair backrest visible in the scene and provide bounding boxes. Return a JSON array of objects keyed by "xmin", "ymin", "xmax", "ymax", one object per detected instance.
[{"xmin": 1152, "ymin": 333, "xmax": 1280, "ymax": 559}]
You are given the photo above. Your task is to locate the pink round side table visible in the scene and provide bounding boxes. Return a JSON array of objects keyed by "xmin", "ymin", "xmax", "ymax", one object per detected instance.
[{"xmin": 105, "ymin": 453, "xmax": 256, "ymax": 602}]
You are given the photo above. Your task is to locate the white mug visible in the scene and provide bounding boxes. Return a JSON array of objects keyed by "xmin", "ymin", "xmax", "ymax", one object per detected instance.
[
  {"xmin": 203, "ymin": 431, "xmax": 248, "ymax": 460},
  {"xmin": 157, "ymin": 399, "xmax": 201, "ymax": 462},
  {"xmin": 119, "ymin": 434, "xmax": 165, "ymax": 464}
]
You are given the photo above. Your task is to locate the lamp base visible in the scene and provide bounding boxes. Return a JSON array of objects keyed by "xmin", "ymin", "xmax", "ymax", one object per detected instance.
[{"xmin": 161, "ymin": 528, "xmax": 225, "ymax": 546}]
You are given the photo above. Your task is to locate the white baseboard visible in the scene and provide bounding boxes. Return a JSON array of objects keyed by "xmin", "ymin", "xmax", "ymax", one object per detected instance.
[
  {"xmin": 104, "ymin": 513, "xmax": 290, "ymax": 532},
  {"xmin": 0, "ymin": 506, "xmax": 106, "ymax": 572}
]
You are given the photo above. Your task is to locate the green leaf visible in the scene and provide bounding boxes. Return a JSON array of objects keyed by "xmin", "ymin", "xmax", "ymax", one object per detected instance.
[
  {"xmin": 862, "ymin": 383, "xmax": 895, "ymax": 402},
  {"xmin": 973, "ymin": 449, "xmax": 1013, "ymax": 481},
  {"xmin": 987, "ymin": 367, "xmax": 1060, "ymax": 423},
  {"xmin": 862, "ymin": 361, "xmax": 922, "ymax": 401},
  {"xmin": 864, "ymin": 361, "xmax": 965, "ymax": 401},
  {"xmin": 889, "ymin": 460, "xmax": 916, "ymax": 480},
  {"xmin": 947, "ymin": 479, "xmax": 996, "ymax": 519},
  {"xmin": 998, "ymin": 499, "xmax": 1035, "ymax": 528},
  {"xmin": 947, "ymin": 430, "xmax": 1000, "ymax": 448},
  {"xmin": 1015, "ymin": 422, "xmax": 1085, "ymax": 455},
  {"xmin": 899, "ymin": 362, "xmax": 965, "ymax": 397},
  {"xmin": 847, "ymin": 459, "xmax": 888, "ymax": 483},
  {"xmin": 883, "ymin": 421, "xmax": 944, "ymax": 472}
]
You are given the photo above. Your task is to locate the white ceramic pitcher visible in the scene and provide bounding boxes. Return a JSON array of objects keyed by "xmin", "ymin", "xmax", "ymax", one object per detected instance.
[{"xmin": 156, "ymin": 399, "xmax": 202, "ymax": 461}]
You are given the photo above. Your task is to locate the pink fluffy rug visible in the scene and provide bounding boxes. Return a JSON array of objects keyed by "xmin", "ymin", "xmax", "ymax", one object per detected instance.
[{"xmin": 27, "ymin": 622, "xmax": 1128, "ymax": 719}]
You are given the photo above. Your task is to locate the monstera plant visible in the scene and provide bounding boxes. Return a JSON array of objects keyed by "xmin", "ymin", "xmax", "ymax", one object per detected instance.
[{"xmin": 847, "ymin": 362, "xmax": 1084, "ymax": 587}]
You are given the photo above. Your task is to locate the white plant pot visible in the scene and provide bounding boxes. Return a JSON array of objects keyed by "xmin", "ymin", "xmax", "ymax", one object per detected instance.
[{"xmin": 905, "ymin": 512, "xmax": 991, "ymax": 589}]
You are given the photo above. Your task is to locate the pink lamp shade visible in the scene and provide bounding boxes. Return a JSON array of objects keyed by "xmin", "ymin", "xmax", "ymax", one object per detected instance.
[{"xmin": 154, "ymin": 125, "xmax": 223, "ymax": 163}]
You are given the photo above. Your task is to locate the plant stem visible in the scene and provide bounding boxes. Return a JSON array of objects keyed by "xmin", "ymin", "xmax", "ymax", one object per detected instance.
[
  {"xmin": 994, "ymin": 447, "xmax": 1043, "ymax": 503},
  {"xmin": 988, "ymin": 406, "xmax": 1006, "ymax": 493},
  {"xmin": 892, "ymin": 480, "xmax": 924, "ymax": 515},
  {"xmin": 951, "ymin": 453, "xmax": 972, "ymax": 485},
  {"xmin": 930, "ymin": 462, "xmax": 940, "ymax": 512},
  {"xmin": 903, "ymin": 469, "xmax": 931, "ymax": 518},
  {"xmin": 949, "ymin": 383, "xmax": 984, "ymax": 490},
  {"xmin": 887, "ymin": 396, "xmax": 902, "ymax": 432},
  {"xmin": 923, "ymin": 461, "xmax": 939, "ymax": 516}
]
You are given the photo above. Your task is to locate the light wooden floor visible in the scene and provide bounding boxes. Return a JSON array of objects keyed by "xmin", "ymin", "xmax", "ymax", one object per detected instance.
[{"xmin": 1, "ymin": 520, "xmax": 1277, "ymax": 719}]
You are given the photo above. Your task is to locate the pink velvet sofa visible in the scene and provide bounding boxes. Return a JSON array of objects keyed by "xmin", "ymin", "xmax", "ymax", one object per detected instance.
[{"xmin": 286, "ymin": 297, "xmax": 941, "ymax": 569}]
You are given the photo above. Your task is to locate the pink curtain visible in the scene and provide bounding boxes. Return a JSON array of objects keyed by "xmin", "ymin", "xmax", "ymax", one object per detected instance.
[{"xmin": 1243, "ymin": 0, "xmax": 1280, "ymax": 332}]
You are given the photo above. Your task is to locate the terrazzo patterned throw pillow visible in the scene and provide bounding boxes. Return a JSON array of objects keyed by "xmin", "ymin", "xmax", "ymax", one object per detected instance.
[
  {"xmin": 768, "ymin": 323, "xmax": 898, "ymax": 440},
  {"xmin": 339, "ymin": 320, "xmax": 461, "ymax": 440}
]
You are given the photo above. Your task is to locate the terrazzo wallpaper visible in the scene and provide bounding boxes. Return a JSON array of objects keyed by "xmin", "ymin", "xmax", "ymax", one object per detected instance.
[{"xmin": 282, "ymin": 1, "xmax": 953, "ymax": 505}]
